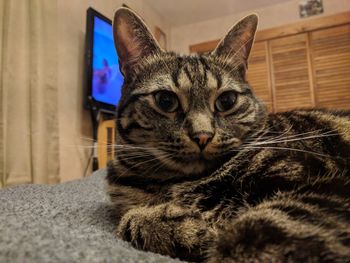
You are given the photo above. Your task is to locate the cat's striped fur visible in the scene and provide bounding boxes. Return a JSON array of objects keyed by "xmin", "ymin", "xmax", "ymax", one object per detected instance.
[{"xmin": 107, "ymin": 8, "xmax": 350, "ymax": 262}]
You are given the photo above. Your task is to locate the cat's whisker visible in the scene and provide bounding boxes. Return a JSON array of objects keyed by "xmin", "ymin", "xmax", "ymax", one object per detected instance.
[
  {"xmin": 116, "ymin": 152, "xmax": 176, "ymax": 179},
  {"xmin": 269, "ymin": 129, "xmax": 338, "ymax": 143},
  {"xmin": 139, "ymin": 157, "xmax": 165, "ymax": 176},
  {"xmin": 244, "ymin": 129, "xmax": 336, "ymax": 146},
  {"xmin": 108, "ymin": 148, "xmax": 154, "ymax": 156},
  {"xmin": 244, "ymin": 132, "xmax": 339, "ymax": 147},
  {"xmin": 117, "ymin": 150, "xmax": 167, "ymax": 157},
  {"xmin": 139, "ymin": 152, "xmax": 177, "ymax": 178},
  {"xmin": 109, "ymin": 144, "xmax": 161, "ymax": 151},
  {"xmin": 244, "ymin": 128, "xmax": 296, "ymax": 143},
  {"xmin": 79, "ymin": 137, "xmax": 96, "ymax": 142},
  {"xmin": 238, "ymin": 145, "xmax": 331, "ymax": 158},
  {"xmin": 246, "ymin": 126, "xmax": 295, "ymax": 144},
  {"xmin": 64, "ymin": 144, "xmax": 156, "ymax": 151},
  {"xmin": 116, "ymin": 154, "xmax": 157, "ymax": 162},
  {"xmin": 263, "ymin": 126, "xmax": 295, "ymax": 142}
]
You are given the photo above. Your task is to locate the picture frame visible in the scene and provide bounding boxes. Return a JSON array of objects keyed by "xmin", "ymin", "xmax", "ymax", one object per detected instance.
[{"xmin": 299, "ymin": 0, "xmax": 324, "ymax": 18}]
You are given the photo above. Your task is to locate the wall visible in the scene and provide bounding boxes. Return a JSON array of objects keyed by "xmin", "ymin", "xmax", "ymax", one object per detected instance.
[
  {"xmin": 170, "ymin": 0, "xmax": 350, "ymax": 54},
  {"xmin": 57, "ymin": 0, "xmax": 170, "ymax": 182}
]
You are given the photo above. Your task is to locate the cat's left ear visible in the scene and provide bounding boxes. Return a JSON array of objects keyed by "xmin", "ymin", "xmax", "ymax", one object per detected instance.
[
  {"xmin": 212, "ymin": 14, "xmax": 258, "ymax": 72},
  {"xmin": 113, "ymin": 7, "xmax": 162, "ymax": 76}
]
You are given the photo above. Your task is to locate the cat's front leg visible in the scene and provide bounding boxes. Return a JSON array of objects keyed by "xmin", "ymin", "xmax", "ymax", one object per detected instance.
[{"xmin": 117, "ymin": 203, "xmax": 213, "ymax": 261}]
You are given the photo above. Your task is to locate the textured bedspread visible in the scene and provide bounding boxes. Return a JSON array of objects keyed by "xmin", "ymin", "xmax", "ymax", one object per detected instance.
[{"xmin": 0, "ymin": 170, "xmax": 179, "ymax": 263}]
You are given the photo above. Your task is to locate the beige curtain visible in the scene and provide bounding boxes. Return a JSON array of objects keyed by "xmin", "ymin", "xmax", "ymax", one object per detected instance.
[{"xmin": 0, "ymin": 0, "xmax": 59, "ymax": 186}]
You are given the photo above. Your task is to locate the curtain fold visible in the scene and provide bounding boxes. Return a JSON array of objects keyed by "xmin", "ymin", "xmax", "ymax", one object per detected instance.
[{"xmin": 0, "ymin": 0, "xmax": 59, "ymax": 186}]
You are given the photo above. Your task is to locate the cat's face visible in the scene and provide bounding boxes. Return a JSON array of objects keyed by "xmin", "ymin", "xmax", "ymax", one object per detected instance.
[{"xmin": 112, "ymin": 8, "xmax": 267, "ymax": 175}]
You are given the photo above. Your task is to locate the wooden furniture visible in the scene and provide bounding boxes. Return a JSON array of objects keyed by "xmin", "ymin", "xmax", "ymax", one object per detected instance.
[
  {"xmin": 190, "ymin": 11, "xmax": 350, "ymax": 112},
  {"xmin": 97, "ymin": 119, "xmax": 116, "ymax": 169}
]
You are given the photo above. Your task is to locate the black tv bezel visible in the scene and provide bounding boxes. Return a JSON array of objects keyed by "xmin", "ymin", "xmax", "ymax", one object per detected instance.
[{"xmin": 84, "ymin": 7, "xmax": 119, "ymax": 113}]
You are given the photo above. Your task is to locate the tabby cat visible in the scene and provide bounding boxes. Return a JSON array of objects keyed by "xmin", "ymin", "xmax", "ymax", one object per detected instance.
[{"xmin": 107, "ymin": 7, "xmax": 350, "ymax": 262}]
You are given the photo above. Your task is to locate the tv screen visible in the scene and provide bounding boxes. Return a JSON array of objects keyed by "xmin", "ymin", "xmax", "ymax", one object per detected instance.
[{"xmin": 85, "ymin": 8, "xmax": 123, "ymax": 112}]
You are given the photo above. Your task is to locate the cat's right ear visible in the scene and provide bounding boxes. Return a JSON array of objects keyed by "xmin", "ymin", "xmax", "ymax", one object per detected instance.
[
  {"xmin": 113, "ymin": 7, "xmax": 162, "ymax": 77},
  {"xmin": 212, "ymin": 14, "xmax": 258, "ymax": 73}
]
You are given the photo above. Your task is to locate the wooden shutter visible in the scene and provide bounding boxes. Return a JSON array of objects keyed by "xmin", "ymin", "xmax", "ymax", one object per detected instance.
[
  {"xmin": 310, "ymin": 24, "xmax": 350, "ymax": 109},
  {"xmin": 247, "ymin": 41, "xmax": 273, "ymax": 112},
  {"xmin": 269, "ymin": 33, "xmax": 314, "ymax": 112}
]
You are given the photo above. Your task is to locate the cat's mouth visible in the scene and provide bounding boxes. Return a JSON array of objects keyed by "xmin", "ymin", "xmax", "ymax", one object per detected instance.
[
  {"xmin": 167, "ymin": 155, "xmax": 210, "ymax": 174},
  {"xmin": 172, "ymin": 150, "xmax": 232, "ymax": 164},
  {"xmin": 155, "ymin": 145, "xmax": 237, "ymax": 174},
  {"xmin": 166, "ymin": 151, "xmax": 232, "ymax": 175},
  {"xmin": 177, "ymin": 153, "xmax": 207, "ymax": 162}
]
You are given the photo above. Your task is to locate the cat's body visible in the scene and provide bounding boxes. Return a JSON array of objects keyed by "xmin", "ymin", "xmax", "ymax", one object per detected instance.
[{"xmin": 107, "ymin": 8, "xmax": 350, "ymax": 262}]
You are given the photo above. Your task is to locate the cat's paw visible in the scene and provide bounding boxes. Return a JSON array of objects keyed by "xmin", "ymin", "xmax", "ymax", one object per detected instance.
[
  {"xmin": 117, "ymin": 204, "xmax": 212, "ymax": 260},
  {"xmin": 117, "ymin": 206, "xmax": 173, "ymax": 255}
]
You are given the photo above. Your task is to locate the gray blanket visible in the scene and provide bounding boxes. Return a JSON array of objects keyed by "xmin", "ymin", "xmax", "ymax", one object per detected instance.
[{"xmin": 0, "ymin": 170, "xmax": 180, "ymax": 263}]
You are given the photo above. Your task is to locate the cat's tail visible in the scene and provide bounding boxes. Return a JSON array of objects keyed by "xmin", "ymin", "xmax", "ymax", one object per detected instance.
[{"xmin": 207, "ymin": 191, "xmax": 350, "ymax": 263}]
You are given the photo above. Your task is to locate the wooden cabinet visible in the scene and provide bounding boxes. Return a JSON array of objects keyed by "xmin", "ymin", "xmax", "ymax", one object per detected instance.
[
  {"xmin": 269, "ymin": 33, "xmax": 315, "ymax": 111},
  {"xmin": 97, "ymin": 119, "xmax": 116, "ymax": 169},
  {"xmin": 190, "ymin": 11, "xmax": 350, "ymax": 112},
  {"xmin": 248, "ymin": 23, "xmax": 350, "ymax": 112},
  {"xmin": 310, "ymin": 24, "xmax": 350, "ymax": 109}
]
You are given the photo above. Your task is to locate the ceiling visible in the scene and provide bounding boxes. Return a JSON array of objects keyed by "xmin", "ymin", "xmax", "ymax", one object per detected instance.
[{"xmin": 147, "ymin": 0, "xmax": 292, "ymax": 26}]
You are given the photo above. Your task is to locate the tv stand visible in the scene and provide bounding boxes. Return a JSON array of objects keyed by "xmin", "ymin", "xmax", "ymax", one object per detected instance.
[
  {"xmin": 87, "ymin": 97, "xmax": 116, "ymax": 172},
  {"xmin": 97, "ymin": 116, "xmax": 116, "ymax": 169}
]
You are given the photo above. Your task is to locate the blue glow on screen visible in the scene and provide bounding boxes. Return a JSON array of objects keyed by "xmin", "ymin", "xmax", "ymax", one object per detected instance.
[{"xmin": 92, "ymin": 16, "xmax": 123, "ymax": 106}]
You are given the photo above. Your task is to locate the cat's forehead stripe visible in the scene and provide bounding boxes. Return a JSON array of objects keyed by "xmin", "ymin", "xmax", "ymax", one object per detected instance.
[
  {"xmin": 198, "ymin": 60, "xmax": 205, "ymax": 76},
  {"xmin": 206, "ymin": 71, "xmax": 218, "ymax": 90},
  {"xmin": 171, "ymin": 66, "xmax": 180, "ymax": 88},
  {"xmin": 184, "ymin": 66, "xmax": 194, "ymax": 85},
  {"xmin": 174, "ymin": 57, "xmax": 220, "ymax": 91},
  {"xmin": 177, "ymin": 68, "xmax": 192, "ymax": 88}
]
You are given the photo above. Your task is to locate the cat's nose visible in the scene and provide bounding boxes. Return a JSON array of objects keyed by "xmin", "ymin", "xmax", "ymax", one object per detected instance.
[{"xmin": 190, "ymin": 132, "xmax": 214, "ymax": 151}]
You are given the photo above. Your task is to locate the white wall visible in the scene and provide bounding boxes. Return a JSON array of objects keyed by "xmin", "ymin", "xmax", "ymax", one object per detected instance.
[
  {"xmin": 57, "ymin": 0, "xmax": 170, "ymax": 182},
  {"xmin": 170, "ymin": 0, "xmax": 350, "ymax": 54}
]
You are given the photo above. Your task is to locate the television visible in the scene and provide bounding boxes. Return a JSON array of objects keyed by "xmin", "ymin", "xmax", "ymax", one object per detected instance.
[{"xmin": 85, "ymin": 7, "xmax": 123, "ymax": 113}]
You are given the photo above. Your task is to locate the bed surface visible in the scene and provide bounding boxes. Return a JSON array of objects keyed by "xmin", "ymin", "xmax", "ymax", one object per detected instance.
[{"xmin": 0, "ymin": 170, "xmax": 180, "ymax": 262}]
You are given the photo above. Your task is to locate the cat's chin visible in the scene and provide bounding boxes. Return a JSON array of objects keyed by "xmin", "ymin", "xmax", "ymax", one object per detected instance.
[
  {"xmin": 169, "ymin": 153, "xmax": 229, "ymax": 175},
  {"xmin": 172, "ymin": 160, "xmax": 208, "ymax": 175}
]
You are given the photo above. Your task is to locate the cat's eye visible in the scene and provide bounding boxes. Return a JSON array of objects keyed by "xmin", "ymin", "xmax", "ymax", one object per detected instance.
[
  {"xmin": 154, "ymin": 91, "xmax": 179, "ymax": 113},
  {"xmin": 215, "ymin": 91, "xmax": 237, "ymax": 112}
]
